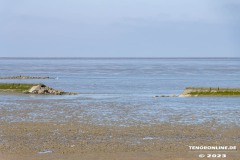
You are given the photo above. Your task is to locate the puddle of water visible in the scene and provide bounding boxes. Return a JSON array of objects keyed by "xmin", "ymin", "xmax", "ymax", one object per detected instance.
[
  {"xmin": 143, "ymin": 136, "xmax": 157, "ymax": 140},
  {"xmin": 38, "ymin": 150, "xmax": 53, "ymax": 154}
]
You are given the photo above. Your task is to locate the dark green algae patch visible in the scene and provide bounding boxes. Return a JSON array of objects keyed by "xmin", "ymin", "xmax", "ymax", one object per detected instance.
[
  {"xmin": 189, "ymin": 91, "xmax": 240, "ymax": 96},
  {"xmin": 180, "ymin": 87, "xmax": 240, "ymax": 97},
  {"xmin": 0, "ymin": 83, "xmax": 37, "ymax": 92}
]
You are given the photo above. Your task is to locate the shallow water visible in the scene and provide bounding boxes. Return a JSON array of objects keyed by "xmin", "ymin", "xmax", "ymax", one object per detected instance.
[{"xmin": 0, "ymin": 58, "xmax": 240, "ymax": 125}]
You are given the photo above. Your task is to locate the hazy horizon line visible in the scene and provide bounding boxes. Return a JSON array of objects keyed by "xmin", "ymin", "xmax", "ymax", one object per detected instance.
[{"xmin": 1, "ymin": 56, "xmax": 240, "ymax": 59}]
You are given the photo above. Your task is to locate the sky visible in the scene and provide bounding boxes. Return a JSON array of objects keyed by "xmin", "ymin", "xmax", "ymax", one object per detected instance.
[{"xmin": 0, "ymin": 0, "xmax": 239, "ymax": 57}]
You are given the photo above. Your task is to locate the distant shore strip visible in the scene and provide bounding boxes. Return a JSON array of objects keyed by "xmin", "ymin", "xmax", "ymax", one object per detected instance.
[
  {"xmin": 0, "ymin": 75, "xmax": 50, "ymax": 79},
  {"xmin": 179, "ymin": 87, "xmax": 240, "ymax": 97}
]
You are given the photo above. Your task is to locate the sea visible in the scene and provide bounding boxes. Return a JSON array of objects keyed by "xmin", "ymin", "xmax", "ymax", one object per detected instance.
[{"xmin": 0, "ymin": 58, "xmax": 240, "ymax": 126}]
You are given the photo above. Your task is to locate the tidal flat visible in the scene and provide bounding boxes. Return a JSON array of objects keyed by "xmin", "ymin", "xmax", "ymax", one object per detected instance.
[{"xmin": 0, "ymin": 121, "xmax": 239, "ymax": 160}]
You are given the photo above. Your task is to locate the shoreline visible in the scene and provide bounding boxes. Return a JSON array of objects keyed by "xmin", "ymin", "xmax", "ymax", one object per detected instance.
[{"xmin": 1, "ymin": 83, "xmax": 240, "ymax": 97}]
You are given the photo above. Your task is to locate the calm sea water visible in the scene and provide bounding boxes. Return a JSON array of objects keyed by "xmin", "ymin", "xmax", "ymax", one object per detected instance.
[{"xmin": 0, "ymin": 58, "xmax": 240, "ymax": 126}]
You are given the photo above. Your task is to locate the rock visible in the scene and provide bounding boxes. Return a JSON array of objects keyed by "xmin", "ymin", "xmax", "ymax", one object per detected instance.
[
  {"xmin": 154, "ymin": 94, "xmax": 178, "ymax": 98},
  {"xmin": 29, "ymin": 85, "xmax": 41, "ymax": 93},
  {"xmin": 28, "ymin": 84, "xmax": 78, "ymax": 95},
  {"xmin": 38, "ymin": 89, "xmax": 47, "ymax": 94}
]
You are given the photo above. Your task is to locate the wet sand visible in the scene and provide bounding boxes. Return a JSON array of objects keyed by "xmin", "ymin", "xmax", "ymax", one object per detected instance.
[{"xmin": 0, "ymin": 121, "xmax": 239, "ymax": 160}]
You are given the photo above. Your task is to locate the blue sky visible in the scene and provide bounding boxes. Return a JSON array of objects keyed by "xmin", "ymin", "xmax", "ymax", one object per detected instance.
[{"xmin": 0, "ymin": 0, "xmax": 239, "ymax": 57}]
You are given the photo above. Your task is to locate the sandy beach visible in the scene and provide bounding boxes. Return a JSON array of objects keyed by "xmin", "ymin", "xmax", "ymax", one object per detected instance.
[{"xmin": 0, "ymin": 121, "xmax": 239, "ymax": 160}]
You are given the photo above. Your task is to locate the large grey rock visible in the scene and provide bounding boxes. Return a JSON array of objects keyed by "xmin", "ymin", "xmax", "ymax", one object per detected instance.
[
  {"xmin": 28, "ymin": 84, "xmax": 78, "ymax": 95},
  {"xmin": 29, "ymin": 85, "xmax": 41, "ymax": 93}
]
